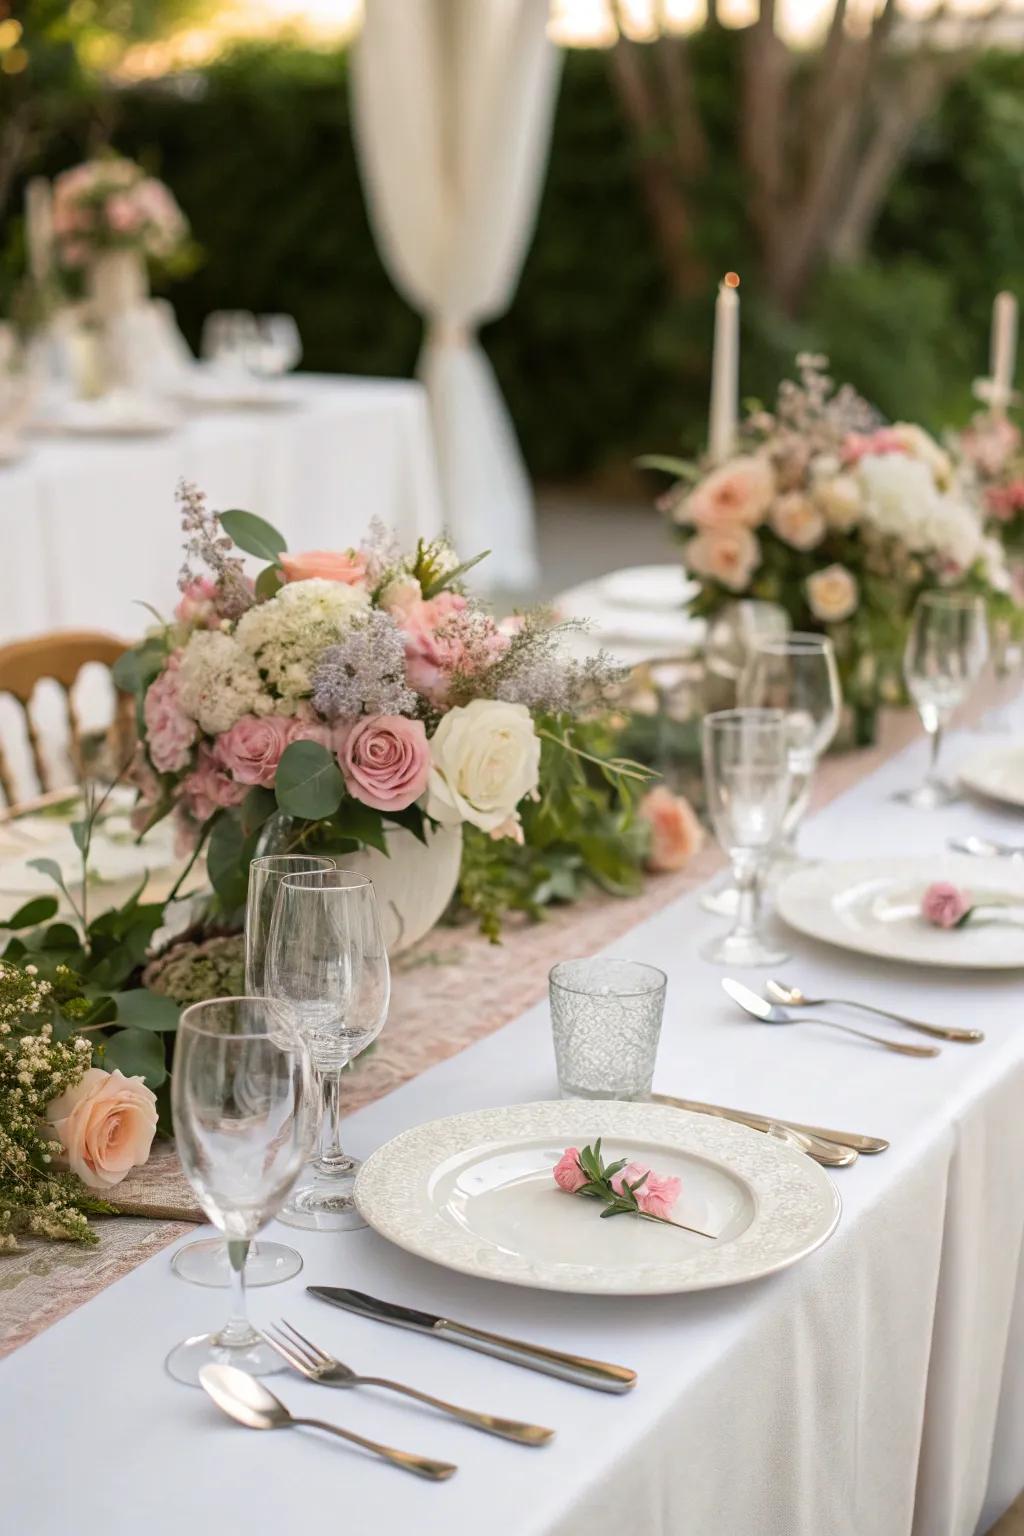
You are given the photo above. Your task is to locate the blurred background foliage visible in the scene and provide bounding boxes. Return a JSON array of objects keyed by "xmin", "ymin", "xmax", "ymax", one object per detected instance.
[{"xmin": 3, "ymin": 20, "xmax": 1024, "ymax": 485}]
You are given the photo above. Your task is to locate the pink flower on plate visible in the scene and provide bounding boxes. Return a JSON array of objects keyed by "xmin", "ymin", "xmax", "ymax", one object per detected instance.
[
  {"xmin": 611, "ymin": 1161, "xmax": 682, "ymax": 1221},
  {"xmin": 215, "ymin": 714, "xmax": 294, "ymax": 789},
  {"xmin": 552, "ymin": 1148, "xmax": 588, "ymax": 1194},
  {"xmin": 921, "ymin": 881, "xmax": 971, "ymax": 929},
  {"xmin": 685, "ymin": 455, "xmax": 775, "ymax": 531},
  {"xmin": 638, "ymin": 786, "xmax": 704, "ymax": 872},
  {"xmin": 143, "ymin": 654, "xmax": 197, "ymax": 774},
  {"xmin": 182, "ymin": 744, "xmax": 247, "ymax": 823},
  {"xmin": 279, "ymin": 549, "xmax": 368, "ymax": 586},
  {"xmin": 337, "ymin": 714, "xmax": 430, "ymax": 813}
]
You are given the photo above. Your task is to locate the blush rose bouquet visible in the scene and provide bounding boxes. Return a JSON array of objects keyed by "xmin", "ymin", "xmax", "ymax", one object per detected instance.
[
  {"xmin": 117, "ymin": 483, "xmax": 650, "ymax": 927},
  {"xmin": 52, "ymin": 153, "xmax": 190, "ymax": 274},
  {"xmin": 647, "ymin": 355, "xmax": 1019, "ymax": 739}
]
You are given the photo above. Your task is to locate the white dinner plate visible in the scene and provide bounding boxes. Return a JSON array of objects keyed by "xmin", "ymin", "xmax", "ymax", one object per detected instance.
[
  {"xmin": 959, "ymin": 744, "xmax": 1024, "ymax": 810},
  {"xmin": 354, "ymin": 1100, "xmax": 840, "ymax": 1296},
  {"xmin": 599, "ymin": 565, "xmax": 701, "ymax": 611},
  {"xmin": 777, "ymin": 855, "xmax": 1024, "ymax": 969}
]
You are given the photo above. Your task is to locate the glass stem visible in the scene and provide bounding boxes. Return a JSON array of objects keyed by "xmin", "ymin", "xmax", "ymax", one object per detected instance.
[
  {"xmin": 730, "ymin": 854, "xmax": 759, "ymax": 944},
  {"xmin": 315, "ymin": 1066, "xmax": 352, "ymax": 1175},
  {"xmin": 926, "ymin": 721, "xmax": 943, "ymax": 787},
  {"xmin": 218, "ymin": 1238, "xmax": 252, "ymax": 1346}
]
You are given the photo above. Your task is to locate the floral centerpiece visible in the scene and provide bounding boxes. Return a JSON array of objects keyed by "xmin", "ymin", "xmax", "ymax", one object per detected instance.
[
  {"xmin": 650, "ymin": 355, "xmax": 1017, "ymax": 738},
  {"xmin": 52, "ymin": 154, "xmax": 190, "ymax": 278},
  {"xmin": 118, "ymin": 483, "xmax": 654, "ymax": 939},
  {"xmin": 954, "ymin": 411, "xmax": 1024, "ymax": 567}
]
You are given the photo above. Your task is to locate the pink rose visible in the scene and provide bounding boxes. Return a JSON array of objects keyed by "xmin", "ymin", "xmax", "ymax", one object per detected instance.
[
  {"xmin": 182, "ymin": 744, "xmax": 247, "ymax": 822},
  {"xmin": 398, "ymin": 591, "xmax": 468, "ymax": 699},
  {"xmin": 611, "ymin": 1161, "xmax": 682, "ymax": 1221},
  {"xmin": 337, "ymin": 714, "xmax": 430, "ymax": 813},
  {"xmin": 685, "ymin": 455, "xmax": 774, "ymax": 531},
  {"xmin": 921, "ymin": 881, "xmax": 971, "ymax": 929},
  {"xmin": 215, "ymin": 714, "xmax": 294, "ymax": 789},
  {"xmin": 279, "ymin": 549, "xmax": 368, "ymax": 586},
  {"xmin": 553, "ymin": 1147, "xmax": 588, "ymax": 1194},
  {"xmin": 841, "ymin": 427, "xmax": 907, "ymax": 465},
  {"xmin": 638, "ymin": 787, "xmax": 704, "ymax": 872},
  {"xmin": 684, "ymin": 526, "xmax": 761, "ymax": 592},
  {"xmin": 46, "ymin": 1067, "xmax": 157, "ymax": 1190},
  {"xmin": 143, "ymin": 655, "xmax": 197, "ymax": 774},
  {"xmin": 106, "ymin": 192, "xmax": 142, "ymax": 233}
]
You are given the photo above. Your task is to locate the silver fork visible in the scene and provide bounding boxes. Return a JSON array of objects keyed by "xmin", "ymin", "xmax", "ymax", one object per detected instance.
[{"xmin": 263, "ymin": 1320, "xmax": 555, "ymax": 1446}]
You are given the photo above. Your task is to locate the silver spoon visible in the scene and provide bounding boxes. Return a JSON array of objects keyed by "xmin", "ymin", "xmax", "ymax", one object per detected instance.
[
  {"xmin": 721, "ymin": 978, "xmax": 940, "ymax": 1058},
  {"xmin": 948, "ymin": 835, "xmax": 1024, "ymax": 861},
  {"xmin": 766, "ymin": 980, "xmax": 983, "ymax": 1044},
  {"xmin": 198, "ymin": 1363, "xmax": 457, "ymax": 1481}
]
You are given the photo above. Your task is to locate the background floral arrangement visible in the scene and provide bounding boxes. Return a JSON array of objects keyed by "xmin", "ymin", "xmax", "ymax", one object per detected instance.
[
  {"xmin": 955, "ymin": 410, "xmax": 1024, "ymax": 567},
  {"xmin": 52, "ymin": 153, "xmax": 190, "ymax": 274},
  {"xmin": 650, "ymin": 355, "xmax": 1020, "ymax": 730},
  {"xmin": 118, "ymin": 483, "xmax": 653, "ymax": 935}
]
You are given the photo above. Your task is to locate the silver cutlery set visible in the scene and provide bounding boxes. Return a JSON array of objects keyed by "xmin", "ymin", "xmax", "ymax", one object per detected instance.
[{"xmin": 199, "ymin": 1285, "xmax": 635, "ymax": 1479}]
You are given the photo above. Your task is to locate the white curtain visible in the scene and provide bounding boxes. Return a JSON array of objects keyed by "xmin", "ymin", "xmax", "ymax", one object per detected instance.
[{"xmin": 352, "ymin": 0, "xmax": 562, "ymax": 591}]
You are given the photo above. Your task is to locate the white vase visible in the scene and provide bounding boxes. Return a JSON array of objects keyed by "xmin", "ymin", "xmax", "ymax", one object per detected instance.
[
  {"xmin": 86, "ymin": 249, "xmax": 149, "ymax": 392},
  {"xmin": 341, "ymin": 822, "xmax": 463, "ymax": 955}
]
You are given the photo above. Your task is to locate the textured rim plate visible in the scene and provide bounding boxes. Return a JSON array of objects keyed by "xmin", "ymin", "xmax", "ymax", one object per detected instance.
[
  {"xmin": 599, "ymin": 565, "xmax": 701, "ymax": 611},
  {"xmin": 354, "ymin": 1100, "xmax": 840, "ymax": 1296},
  {"xmin": 959, "ymin": 745, "xmax": 1024, "ymax": 809},
  {"xmin": 777, "ymin": 855, "xmax": 1024, "ymax": 969}
]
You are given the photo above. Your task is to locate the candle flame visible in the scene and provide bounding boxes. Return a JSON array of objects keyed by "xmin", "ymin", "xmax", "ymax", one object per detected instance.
[{"xmin": 724, "ymin": 272, "xmax": 741, "ymax": 289}]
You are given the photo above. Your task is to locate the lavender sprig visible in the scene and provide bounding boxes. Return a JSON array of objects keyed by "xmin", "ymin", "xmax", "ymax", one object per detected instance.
[{"xmin": 176, "ymin": 479, "xmax": 253, "ymax": 620}]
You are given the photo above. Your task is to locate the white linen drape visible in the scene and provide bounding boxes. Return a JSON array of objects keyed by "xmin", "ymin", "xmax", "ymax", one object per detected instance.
[{"xmin": 352, "ymin": 0, "xmax": 562, "ymax": 591}]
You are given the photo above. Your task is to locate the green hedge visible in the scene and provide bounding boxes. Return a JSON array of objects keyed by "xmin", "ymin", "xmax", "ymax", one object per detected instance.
[{"xmin": 18, "ymin": 40, "xmax": 1024, "ymax": 481}]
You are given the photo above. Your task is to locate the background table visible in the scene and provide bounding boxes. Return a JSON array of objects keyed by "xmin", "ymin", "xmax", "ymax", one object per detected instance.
[
  {"xmin": 0, "ymin": 374, "xmax": 444, "ymax": 642},
  {"xmin": 2, "ymin": 722, "xmax": 1023, "ymax": 1536}
]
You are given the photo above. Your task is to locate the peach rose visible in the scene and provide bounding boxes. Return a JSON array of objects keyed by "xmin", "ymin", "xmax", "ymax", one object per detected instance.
[
  {"xmin": 279, "ymin": 549, "xmax": 368, "ymax": 586},
  {"xmin": 806, "ymin": 563, "xmax": 859, "ymax": 623},
  {"xmin": 638, "ymin": 786, "xmax": 704, "ymax": 872},
  {"xmin": 814, "ymin": 473, "xmax": 862, "ymax": 533},
  {"xmin": 684, "ymin": 527, "xmax": 761, "ymax": 592},
  {"xmin": 46, "ymin": 1068, "xmax": 157, "ymax": 1190},
  {"xmin": 770, "ymin": 492, "xmax": 826, "ymax": 551},
  {"xmin": 685, "ymin": 455, "xmax": 774, "ymax": 530}
]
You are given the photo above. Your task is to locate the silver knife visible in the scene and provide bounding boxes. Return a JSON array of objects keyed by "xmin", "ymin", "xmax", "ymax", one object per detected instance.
[
  {"xmin": 651, "ymin": 1094, "xmax": 889, "ymax": 1154},
  {"xmin": 307, "ymin": 1287, "xmax": 637, "ymax": 1394}
]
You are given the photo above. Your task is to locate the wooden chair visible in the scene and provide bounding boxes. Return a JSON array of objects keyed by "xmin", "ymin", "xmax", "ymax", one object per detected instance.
[{"xmin": 0, "ymin": 631, "xmax": 134, "ymax": 808}]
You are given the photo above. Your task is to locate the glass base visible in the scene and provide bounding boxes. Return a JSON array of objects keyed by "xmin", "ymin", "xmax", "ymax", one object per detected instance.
[
  {"xmin": 276, "ymin": 1160, "xmax": 366, "ymax": 1232},
  {"xmin": 165, "ymin": 1329, "xmax": 286, "ymax": 1387},
  {"xmin": 700, "ymin": 929, "xmax": 789, "ymax": 968},
  {"xmin": 893, "ymin": 780, "xmax": 958, "ymax": 810},
  {"xmin": 171, "ymin": 1238, "xmax": 303, "ymax": 1289},
  {"xmin": 700, "ymin": 881, "xmax": 738, "ymax": 917}
]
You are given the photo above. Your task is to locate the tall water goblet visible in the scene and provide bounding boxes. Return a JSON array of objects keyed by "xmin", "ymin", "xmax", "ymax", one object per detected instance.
[
  {"xmin": 700, "ymin": 709, "xmax": 792, "ymax": 967},
  {"xmin": 739, "ymin": 633, "xmax": 841, "ymax": 867},
  {"xmin": 170, "ymin": 853, "xmax": 335, "ymax": 1290},
  {"xmin": 266, "ymin": 869, "xmax": 390, "ymax": 1231},
  {"xmin": 164, "ymin": 998, "xmax": 313, "ymax": 1386},
  {"xmin": 253, "ymin": 314, "xmax": 302, "ymax": 377},
  {"xmin": 897, "ymin": 591, "xmax": 989, "ymax": 809}
]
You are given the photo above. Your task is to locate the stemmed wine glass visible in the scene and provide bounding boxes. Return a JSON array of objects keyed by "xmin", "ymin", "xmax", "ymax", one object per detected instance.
[
  {"xmin": 266, "ymin": 869, "xmax": 390, "ymax": 1231},
  {"xmin": 164, "ymin": 998, "xmax": 314, "ymax": 1386},
  {"xmin": 897, "ymin": 591, "xmax": 989, "ymax": 809},
  {"xmin": 700, "ymin": 709, "xmax": 792, "ymax": 967},
  {"xmin": 739, "ymin": 633, "xmax": 842, "ymax": 869},
  {"xmin": 171, "ymin": 854, "xmax": 334, "ymax": 1288}
]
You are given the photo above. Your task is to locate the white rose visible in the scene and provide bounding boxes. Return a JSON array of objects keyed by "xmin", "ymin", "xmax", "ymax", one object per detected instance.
[
  {"xmin": 813, "ymin": 473, "xmax": 862, "ymax": 533},
  {"xmin": 806, "ymin": 563, "xmax": 859, "ymax": 624},
  {"xmin": 889, "ymin": 423, "xmax": 953, "ymax": 488},
  {"xmin": 857, "ymin": 454, "xmax": 937, "ymax": 548},
  {"xmin": 924, "ymin": 497, "xmax": 982, "ymax": 574},
  {"xmin": 426, "ymin": 699, "xmax": 541, "ymax": 832}
]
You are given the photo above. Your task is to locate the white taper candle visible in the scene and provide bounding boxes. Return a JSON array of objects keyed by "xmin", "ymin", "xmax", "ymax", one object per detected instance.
[
  {"xmin": 708, "ymin": 274, "xmax": 740, "ymax": 464},
  {"xmin": 990, "ymin": 290, "xmax": 1018, "ymax": 410}
]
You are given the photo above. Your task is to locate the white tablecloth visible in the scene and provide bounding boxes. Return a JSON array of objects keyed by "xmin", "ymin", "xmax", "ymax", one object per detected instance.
[
  {"xmin": 0, "ymin": 375, "xmax": 443, "ymax": 643},
  {"xmin": 3, "ymin": 726, "xmax": 1024, "ymax": 1536}
]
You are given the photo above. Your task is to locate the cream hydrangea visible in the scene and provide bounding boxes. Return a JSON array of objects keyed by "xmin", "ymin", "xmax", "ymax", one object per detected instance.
[
  {"xmin": 177, "ymin": 630, "xmax": 271, "ymax": 734},
  {"xmin": 426, "ymin": 699, "xmax": 541, "ymax": 833},
  {"xmin": 857, "ymin": 454, "xmax": 983, "ymax": 571},
  {"xmin": 235, "ymin": 577, "xmax": 370, "ymax": 700}
]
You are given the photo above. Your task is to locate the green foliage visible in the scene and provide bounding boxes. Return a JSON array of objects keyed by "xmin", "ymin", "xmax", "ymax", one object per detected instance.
[
  {"xmin": 218, "ymin": 509, "xmax": 287, "ymax": 563},
  {"xmin": 274, "ymin": 740, "xmax": 345, "ymax": 820}
]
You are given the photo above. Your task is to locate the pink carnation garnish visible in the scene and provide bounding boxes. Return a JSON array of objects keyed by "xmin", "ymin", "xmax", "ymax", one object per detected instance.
[
  {"xmin": 552, "ymin": 1147, "xmax": 588, "ymax": 1194},
  {"xmin": 610, "ymin": 1161, "xmax": 682, "ymax": 1221},
  {"xmin": 921, "ymin": 880, "xmax": 971, "ymax": 929}
]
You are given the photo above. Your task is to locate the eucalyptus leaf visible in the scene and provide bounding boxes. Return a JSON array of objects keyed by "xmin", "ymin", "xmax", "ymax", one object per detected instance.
[
  {"xmin": 112, "ymin": 989, "xmax": 180, "ymax": 1033},
  {"xmin": 207, "ymin": 810, "xmax": 259, "ymax": 910},
  {"xmin": 41, "ymin": 922, "xmax": 81, "ymax": 951},
  {"xmin": 240, "ymin": 785, "xmax": 278, "ymax": 838},
  {"xmin": 3, "ymin": 895, "xmax": 59, "ymax": 929},
  {"xmin": 274, "ymin": 741, "xmax": 344, "ymax": 820},
  {"xmin": 100, "ymin": 1027, "xmax": 167, "ymax": 1088},
  {"xmin": 254, "ymin": 563, "xmax": 285, "ymax": 600},
  {"xmin": 218, "ymin": 508, "xmax": 287, "ymax": 562}
]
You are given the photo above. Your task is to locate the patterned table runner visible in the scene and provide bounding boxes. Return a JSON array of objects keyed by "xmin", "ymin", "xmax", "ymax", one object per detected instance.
[{"xmin": 0, "ymin": 704, "xmax": 947, "ymax": 1357}]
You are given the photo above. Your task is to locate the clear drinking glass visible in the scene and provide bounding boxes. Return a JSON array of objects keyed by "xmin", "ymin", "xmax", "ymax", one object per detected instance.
[
  {"xmin": 165, "ymin": 998, "xmax": 313, "ymax": 1387},
  {"xmin": 700, "ymin": 708, "xmax": 792, "ymax": 967},
  {"xmin": 266, "ymin": 869, "xmax": 390, "ymax": 1231},
  {"xmin": 252, "ymin": 314, "xmax": 302, "ymax": 377},
  {"xmin": 739, "ymin": 633, "xmax": 842, "ymax": 867},
  {"xmin": 201, "ymin": 310, "xmax": 258, "ymax": 374},
  {"xmin": 549, "ymin": 958, "xmax": 667, "ymax": 1100},
  {"xmin": 171, "ymin": 853, "xmax": 335, "ymax": 1290},
  {"xmin": 897, "ymin": 591, "xmax": 989, "ymax": 809}
]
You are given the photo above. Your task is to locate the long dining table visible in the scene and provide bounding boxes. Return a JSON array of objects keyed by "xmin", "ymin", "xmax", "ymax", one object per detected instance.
[{"xmin": 2, "ymin": 717, "xmax": 1024, "ymax": 1536}]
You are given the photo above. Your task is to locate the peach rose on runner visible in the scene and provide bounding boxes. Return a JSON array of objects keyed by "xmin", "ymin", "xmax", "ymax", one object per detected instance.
[
  {"xmin": 770, "ymin": 492, "xmax": 826, "ymax": 551},
  {"xmin": 279, "ymin": 549, "xmax": 368, "ymax": 586},
  {"xmin": 338, "ymin": 714, "xmax": 430, "ymax": 813},
  {"xmin": 684, "ymin": 455, "xmax": 774, "ymax": 530},
  {"xmin": 46, "ymin": 1068, "xmax": 158, "ymax": 1190},
  {"xmin": 638, "ymin": 787, "xmax": 704, "ymax": 872},
  {"xmin": 684, "ymin": 526, "xmax": 761, "ymax": 592},
  {"xmin": 806, "ymin": 563, "xmax": 859, "ymax": 623}
]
